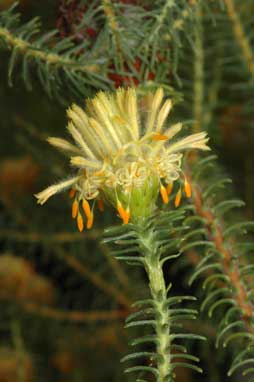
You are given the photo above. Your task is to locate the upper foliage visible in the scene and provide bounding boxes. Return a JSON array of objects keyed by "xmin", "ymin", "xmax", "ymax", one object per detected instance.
[{"xmin": 0, "ymin": 1, "xmax": 199, "ymax": 103}]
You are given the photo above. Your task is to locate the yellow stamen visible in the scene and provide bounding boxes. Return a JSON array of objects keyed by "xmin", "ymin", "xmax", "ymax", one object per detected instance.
[
  {"xmin": 87, "ymin": 211, "xmax": 94, "ymax": 229},
  {"xmin": 98, "ymin": 198, "xmax": 104, "ymax": 212},
  {"xmin": 112, "ymin": 115, "xmax": 126, "ymax": 125},
  {"xmin": 184, "ymin": 179, "xmax": 192, "ymax": 198},
  {"xmin": 166, "ymin": 183, "xmax": 173, "ymax": 196},
  {"xmin": 69, "ymin": 188, "xmax": 76, "ymax": 198},
  {"xmin": 72, "ymin": 199, "xmax": 79, "ymax": 219},
  {"xmin": 77, "ymin": 213, "xmax": 84, "ymax": 232},
  {"xmin": 123, "ymin": 207, "xmax": 130, "ymax": 225},
  {"xmin": 82, "ymin": 199, "xmax": 91, "ymax": 219},
  {"xmin": 175, "ymin": 188, "xmax": 182, "ymax": 208},
  {"xmin": 160, "ymin": 185, "xmax": 169, "ymax": 204},
  {"xmin": 152, "ymin": 133, "xmax": 168, "ymax": 141}
]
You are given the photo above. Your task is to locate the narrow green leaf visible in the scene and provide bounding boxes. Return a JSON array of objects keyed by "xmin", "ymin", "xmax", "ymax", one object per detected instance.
[
  {"xmin": 125, "ymin": 366, "xmax": 159, "ymax": 377},
  {"xmin": 223, "ymin": 332, "xmax": 254, "ymax": 348},
  {"xmin": 223, "ymin": 221, "xmax": 254, "ymax": 238},
  {"xmin": 201, "ymin": 287, "xmax": 230, "ymax": 312},
  {"xmin": 214, "ymin": 199, "xmax": 245, "ymax": 216},
  {"xmin": 126, "ymin": 308, "xmax": 155, "ymax": 323},
  {"xmin": 121, "ymin": 352, "xmax": 156, "ymax": 363},
  {"xmin": 203, "ymin": 274, "xmax": 230, "ymax": 289},
  {"xmin": 216, "ymin": 321, "xmax": 245, "ymax": 348},
  {"xmin": 130, "ymin": 335, "xmax": 157, "ymax": 346},
  {"xmin": 208, "ymin": 298, "xmax": 235, "ymax": 317},
  {"xmin": 125, "ymin": 320, "xmax": 156, "ymax": 329},
  {"xmin": 203, "ymin": 178, "xmax": 232, "ymax": 199},
  {"xmin": 8, "ymin": 46, "xmax": 19, "ymax": 86},
  {"xmin": 171, "ymin": 362, "xmax": 203, "ymax": 373},
  {"xmin": 189, "ymin": 263, "xmax": 222, "ymax": 286},
  {"xmin": 228, "ymin": 359, "xmax": 254, "ymax": 376},
  {"xmin": 181, "ymin": 240, "xmax": 215, "ymax": 253}
]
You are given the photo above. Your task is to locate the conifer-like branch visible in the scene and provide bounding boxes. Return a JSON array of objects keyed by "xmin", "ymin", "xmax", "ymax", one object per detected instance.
[
  {"xmin": 0, "ymin": 3, "xmax": 110, "ymax": 101},
  {"xmin": 183, "ymin": 156, "xmax": 254, "ymax": 378}
]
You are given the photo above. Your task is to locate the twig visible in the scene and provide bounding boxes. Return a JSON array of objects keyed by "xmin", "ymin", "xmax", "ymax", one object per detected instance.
[
  {"xmin": 0, "ymin": 229, "xmax": 102, "ymax": 243},
  {"xmin": 224, "ymin": 0, "xmax": 254, "ymax": 77},
  {"xmin": 101, "ymin": 0, "xmax": 124, "ymax": 69},
  {"xmin": 193, "ymin": 3, "xmax": 204, "ymax": 133},
  {"xmin": 23, "ymin": 303, "xmax": 129, "ymax": 322},
  {"xmin": 0, "ymin": 26, "xmax": 99, "ymax": 74},
  {"xmin": 190, "ymin": 176, "xmax": 254, "ymax": 333},
  {"xmin": 99, "ymin": 243, "xmax": 130, "ymax": 290},
  {"xmin": 54, "ymin": 247, "xmax": 132, "ymax": 309}
]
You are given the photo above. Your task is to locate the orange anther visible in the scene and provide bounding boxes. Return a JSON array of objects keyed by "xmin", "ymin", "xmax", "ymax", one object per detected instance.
[
  {"xmin": 166, "ymin": 183, "xmax": 173, "ymax": 196},
  {"xmin": 98, "ymin": 198, "xmax": 104, "ymax": 212},
  {"xmin": 160, "ymin": 185, "xmax": 169, "ymax": 204},
  {"xmin": 77, "ymin": 213, "xmax": 84, "ymax": 232},
  {"xmin": 123, "ymin": 207, "xmax": 130, "ymax": 225},
  {"xmin": 87, "ymin": 211, "xmax": 94, "ymax": 229},
  {"xmin": 184, "ymin": 179, "xmax": 192, "ymax": 198},
  {"xmin": 69, "ymin": 188, "xmax": 76, "ymax": 198},
  {"xmin": 72, "ymin": 200, "xmax": 79, "ymax": 219},
  {"xmin": 152, "ymin": 133, "xmax": 168, "ymax": 141},
  {"xmin": 117, "ymin": 201, "xmax": 126, "ymax": 221},
  {"xmin": 82, "ymin": 199, "xmax": 91, "ymax": 219},
  {"xmin": 175, "ymin": 188, "xmax": 182, "ymax": 208}
]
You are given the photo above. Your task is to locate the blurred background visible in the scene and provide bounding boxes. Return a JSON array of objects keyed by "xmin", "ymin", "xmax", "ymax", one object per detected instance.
[{"xmin": 0, "ymin": 0, "xmax": 253, "ymax": 381}]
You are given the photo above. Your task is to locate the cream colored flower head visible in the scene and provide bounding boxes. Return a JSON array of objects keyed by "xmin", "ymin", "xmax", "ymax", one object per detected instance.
[{"xmin": 35, "ymin": 88, "xmax": 209, "ymax": 231}]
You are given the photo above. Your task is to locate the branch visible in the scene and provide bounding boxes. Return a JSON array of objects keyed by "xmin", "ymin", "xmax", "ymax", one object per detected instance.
[
  {"xmin": 224, "ymin": 0, "xmax": 254, "ymax": 77},
  {"xmin": 54, "ymin": 247, "xmax": 132, "ymax": 309},
  {"xmin": 23, "ymin": 303, "xmax": 128, "ymax": 322},
  {"xmin": 193, "ymin": 3, "xmax": 204, "ymax": 133}
]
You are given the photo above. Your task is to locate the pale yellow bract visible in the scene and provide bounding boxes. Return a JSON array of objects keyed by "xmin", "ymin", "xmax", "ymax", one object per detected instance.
[{"xmin": 35, "ymin": 87, "xmax": 210, "ymax": 231}]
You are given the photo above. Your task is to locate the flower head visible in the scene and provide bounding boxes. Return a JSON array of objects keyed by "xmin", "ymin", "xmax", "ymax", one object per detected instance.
[{"xmin": 35, "ymin": 88, "xmax": 209, "ymax": 231}]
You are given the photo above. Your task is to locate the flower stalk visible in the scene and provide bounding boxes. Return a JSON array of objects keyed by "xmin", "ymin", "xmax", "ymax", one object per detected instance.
[
  {"xmin": 135, "ymin": 221, "xmax": 172, "ymax": 380},
  {"xmin": 144, "ymin": 255, "xmax": 172, "ymax": 382},
  {"xmin": 111, "ymin": 216, "xmax": 203, "ymax": 381}
]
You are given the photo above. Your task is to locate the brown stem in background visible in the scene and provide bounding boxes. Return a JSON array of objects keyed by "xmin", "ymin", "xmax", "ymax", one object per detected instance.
[
  {"xmin": 22, "ymin": 303, "xmax": 129, "ymax": 322},
  {"xmin": 188, "ymin": 174, "xmax": 254, "ymax": 333},
  {"xmin": 54, "ymin": 247, "xmax": 132, "ymax": 309}
]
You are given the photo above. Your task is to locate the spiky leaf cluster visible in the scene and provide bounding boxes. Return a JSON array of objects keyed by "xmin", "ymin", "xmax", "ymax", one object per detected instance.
[
  {"xmin": 182, "ymin": 155, "xmax": 254, "ymax": 379},
  {"xmin": 0, "ymin": 1, "xmax": 201, "ymax": 103}
]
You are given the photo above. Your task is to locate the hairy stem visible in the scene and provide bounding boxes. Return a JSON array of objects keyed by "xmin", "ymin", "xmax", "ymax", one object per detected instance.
[
  {"xmin": 138, "ymin": 225, "xmax": 172, "ymax": 382},
  {"xmin": 145, "ymin": 257, "xmax": 172, "ymax": 382}
]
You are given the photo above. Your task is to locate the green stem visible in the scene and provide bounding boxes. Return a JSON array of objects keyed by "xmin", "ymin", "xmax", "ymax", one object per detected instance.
[
  {"xmin": 145, "ymin": 258, "xmax": 172, "ymax": 382},
  {"xmin": 193, "ymin": 3, "xmax": 204, "ymax": 133},
  {"xmin": 138, "ymin": 224, "xmax": 172, "ymax": 382}
]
